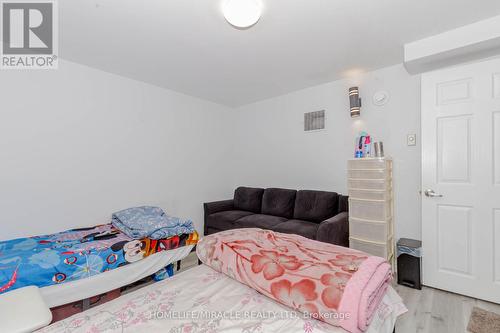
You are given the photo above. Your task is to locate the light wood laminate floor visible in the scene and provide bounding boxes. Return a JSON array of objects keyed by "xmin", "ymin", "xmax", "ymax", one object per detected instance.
[{"xmin": 395, "ymin": 284, "xmax": 500, "ymax": 333}]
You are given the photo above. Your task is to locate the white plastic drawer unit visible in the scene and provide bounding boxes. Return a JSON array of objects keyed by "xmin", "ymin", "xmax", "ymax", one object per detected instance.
[
  {"xmin": 349, "ymin": 217, "xmax": 392, "ymax": 242},
  {"xmin": 348, "ymin": 198, "xmax": 391, "ymax": 221},
  {"xmin": 348, "ymin": 188, "xmax": 392, "ymax": 201},
  {"xmin": 347, "ymin": 169, "xmax": 391, "ymax": 180},
  {"xmin": 349, "ymin": 237, "xmax": 393, "ymax": 259},
  {"xmin": 347, "ymin": 158, "xmax": 392, "ymax": 170},
  {"xmin": 347, "ymin": 158, "xmax": 394, "ymax": 264},
  {"xmin": 348, "ymin": 179, "xmax": 391, "ymax": 191}
]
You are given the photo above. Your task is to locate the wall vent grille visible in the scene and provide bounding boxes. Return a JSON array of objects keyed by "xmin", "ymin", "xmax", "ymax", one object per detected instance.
[{"xmin": 304, "ymin": 110, "xmax": 325, "ymax": 131}]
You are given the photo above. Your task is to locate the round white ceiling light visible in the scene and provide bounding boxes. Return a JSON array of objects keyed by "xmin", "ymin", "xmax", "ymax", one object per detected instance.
[{"xmin": 223, "ymin": 0, "xmax": 262, "ymax": 29}]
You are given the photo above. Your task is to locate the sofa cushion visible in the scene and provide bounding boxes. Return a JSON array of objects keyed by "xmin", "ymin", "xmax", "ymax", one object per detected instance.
[
  {"xmin": 274, "ymin": 219, "xmax": 320, "ymax": 240},
  {"xmin": 261, "ymin": 188, "xmax": 297, "ymax": 219},
  {"xmin": 293, "ymin": 190, "xmax": 339, "ymax": 223},
  {"xmin": 233, "ymin": 187, "xmax": 265, "ymax": 214},
  {"xmin": 207, "ymin": 210, "xmax": 254, "ymax": 231},
  {"xmin": 235, "ymin": 214, "xmax": 288, "ymax": 230},
  {"xmin": 206, "ymin": 226, "xmax": 223, "ymax": 235}
]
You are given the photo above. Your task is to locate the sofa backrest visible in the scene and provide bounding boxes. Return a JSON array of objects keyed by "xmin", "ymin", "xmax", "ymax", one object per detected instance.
[
  {"xmin": 261, "ymin": 188, "xmax": 297, "ymax": 219},
  {"xmin": 233, "ymin": 187, "xmax": 265, "ymax": 213},
  {"xmin": 233, "ymin": 187, "xmax": 345, "ymax": 221},
  {"xmin": 293, "ymin": 190, "xmax": 339, "ymax": 223}
]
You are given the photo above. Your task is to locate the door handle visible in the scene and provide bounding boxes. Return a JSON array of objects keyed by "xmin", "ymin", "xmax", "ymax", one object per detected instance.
[{"xmin": 424, "ymin": 189, "xmax": 443, "ymax": 198}]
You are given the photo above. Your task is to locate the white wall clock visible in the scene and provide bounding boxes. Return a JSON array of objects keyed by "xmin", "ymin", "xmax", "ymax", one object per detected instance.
[{"xmin": 372, "ymin": 91, "xmax": 390, "ymax": 106}]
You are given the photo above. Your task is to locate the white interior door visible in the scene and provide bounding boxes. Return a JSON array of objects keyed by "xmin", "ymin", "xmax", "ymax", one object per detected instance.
[{"xmin": 422, "ymin": 57, "xmax": 500, "ymax": 303}]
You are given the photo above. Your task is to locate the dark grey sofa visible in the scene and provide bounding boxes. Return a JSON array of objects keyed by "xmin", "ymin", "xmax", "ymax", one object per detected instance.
[{"xmin": 204, "ymin": 187, "xmax": 349, "ymax": 247}]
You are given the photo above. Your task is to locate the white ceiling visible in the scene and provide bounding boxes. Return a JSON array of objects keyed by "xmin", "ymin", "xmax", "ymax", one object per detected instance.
[{"xmin": 60, "ymin": 0, "xmax": 500, "ymax": 106}]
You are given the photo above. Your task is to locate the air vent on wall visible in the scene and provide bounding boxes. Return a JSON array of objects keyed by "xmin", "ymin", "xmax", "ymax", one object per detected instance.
[{"xmin": 304, "ymin": 110, "xmax": 325, "ymax": 132}]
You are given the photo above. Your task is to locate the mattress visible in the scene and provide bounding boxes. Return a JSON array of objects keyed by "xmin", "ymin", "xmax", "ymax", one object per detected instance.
[
  {"xmin": 39, "ymin": 264, "xmax": 406, "ymax": 332},
  {"xmin": 41, "ymin": 245, "xmax": 194, "ymax": 308}
]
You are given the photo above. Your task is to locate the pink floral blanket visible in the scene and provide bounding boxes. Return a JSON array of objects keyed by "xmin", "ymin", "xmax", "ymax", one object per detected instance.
[{"xmin": 197, "ymin": 229, "xmax": 392, "ymax": 333}]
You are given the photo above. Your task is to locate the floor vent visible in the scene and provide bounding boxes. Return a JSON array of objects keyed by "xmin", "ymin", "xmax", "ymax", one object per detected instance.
[{"xmin": 304, "ymin": 110, "xmax": 325, "ymax": 131}]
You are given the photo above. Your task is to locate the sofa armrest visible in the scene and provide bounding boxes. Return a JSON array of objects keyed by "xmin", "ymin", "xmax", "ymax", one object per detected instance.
[
  {"xmin": 316, "ymin": 212, "xmax": 349, "ymax": 247},
  {"xmin": 203, "ymin": 200, "xmax": 234, "ymax": 235},
  {"xmin": 204, "ymin": 199, "xmax": 234, "ymax": 216}
]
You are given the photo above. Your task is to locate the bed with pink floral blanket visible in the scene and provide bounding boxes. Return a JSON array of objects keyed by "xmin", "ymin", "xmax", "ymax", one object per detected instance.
[
  {"xmin": 197, "ymin": 229, "xmax": 397, "ymax": 333},
  {"xmin": 40, "ymin": 228, "xmax": 406, "ymax": 333}
]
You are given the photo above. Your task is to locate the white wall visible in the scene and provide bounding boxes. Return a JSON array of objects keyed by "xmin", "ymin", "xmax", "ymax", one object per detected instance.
[
  {"xmin": 231, "ymin": 65, "xmax": 422, "ymax": 241},
  {"xmin": 0, "ymin": 60, "xmax": 234, "ymax": 240},
  {"xmin": 0, "ymin": 61, "xmax": 422, "ymax": 242}
]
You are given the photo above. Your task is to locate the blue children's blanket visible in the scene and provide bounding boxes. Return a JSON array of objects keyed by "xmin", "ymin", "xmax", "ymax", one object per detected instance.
[
  {"xmin": 0, "ymin": 224, "xmax": 197, "ymax": 294},
  {"xmin": 111, "ymin": 206, "xmax": 194, "ymax": 240}
]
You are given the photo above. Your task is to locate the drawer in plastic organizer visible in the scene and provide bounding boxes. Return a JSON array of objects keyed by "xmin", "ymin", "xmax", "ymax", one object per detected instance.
[
  {"xmin": 348, "ymin": 159, "xmax": 391, "ymax": 170},
  {"xmin": 348, "ymin": 188, "xmax": 392, "ymax": 201},
  {"xmin": 349, "ymin": 217, "xmax": 392, "ymax": 242},
  {"xmin": 349, "ymin": 198, "xmax": 391, "ymax": 221},
  {"xmin": 348, "ymin": 179, "xmax": 391, "ymax": 191},
  {"xmin": 349, "ymin": 237, "xmax": 393, "ymax": 258},
  {"xmin": 347, "ymin": 169, "xmax": 391, "ymax": 180}
]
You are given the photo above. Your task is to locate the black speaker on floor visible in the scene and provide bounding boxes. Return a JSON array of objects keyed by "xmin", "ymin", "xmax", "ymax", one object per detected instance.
[{"xmin": 396, "ymin": 238, "xmax": 422, "ymax": 290}]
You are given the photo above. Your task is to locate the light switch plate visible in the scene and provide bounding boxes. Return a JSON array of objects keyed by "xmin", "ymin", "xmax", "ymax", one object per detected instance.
[{"xmin": 407, "ymin": 134, "xmax": 417, "ymax": 146}]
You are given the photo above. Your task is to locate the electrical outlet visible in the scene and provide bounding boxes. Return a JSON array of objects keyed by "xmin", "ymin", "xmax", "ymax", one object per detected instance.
[{"xmin": 407, "ymin": 134, "xmax": 417, "ymax": 146}]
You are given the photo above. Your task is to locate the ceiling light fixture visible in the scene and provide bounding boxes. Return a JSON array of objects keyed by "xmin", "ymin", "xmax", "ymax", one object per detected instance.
[{"xmin": 223, "ymin": 0, "xmax": 262, "ymax": 29}]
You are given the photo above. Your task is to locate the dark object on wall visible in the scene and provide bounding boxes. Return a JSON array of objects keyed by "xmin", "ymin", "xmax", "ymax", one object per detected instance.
[
  {"xmin": 349, "ymin": 87, "xmax": 362, "ymax": 118},
  {"xmin": 204, "ymin": 187, "xmax": 349, "ymax": 246},
  {"xmin": 397, "ymin": 238, "xmax": 422, "ymax": 290},
  {"xmin": 304, "ymin": 110, "xmax": 325, "ymax": 131}
]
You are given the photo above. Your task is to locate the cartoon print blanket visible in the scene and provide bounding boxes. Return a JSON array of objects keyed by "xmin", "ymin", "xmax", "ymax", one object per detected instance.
[
  {"xmin": 197, "ymin": 228, "xmax": 391, "ymax": 333},
  {"xmin": 0, "ymin": 224, "xmax": 198, "ymax": 294}
]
